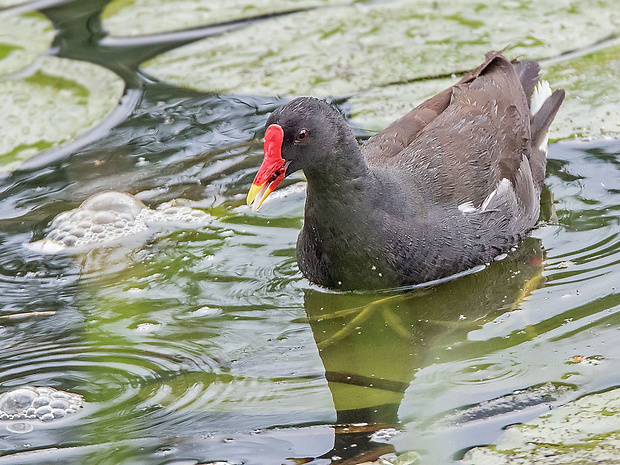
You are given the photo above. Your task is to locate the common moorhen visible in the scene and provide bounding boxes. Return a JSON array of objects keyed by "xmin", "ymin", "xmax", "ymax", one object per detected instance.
[{"xmin": 247, "ymin": 51, "xmax": 564, "ymax": 290}]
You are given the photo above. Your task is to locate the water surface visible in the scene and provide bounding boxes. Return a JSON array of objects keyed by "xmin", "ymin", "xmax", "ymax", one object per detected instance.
[{"xmin": 0, "ymin": 1, "xmax": 619, "ymax": 464}]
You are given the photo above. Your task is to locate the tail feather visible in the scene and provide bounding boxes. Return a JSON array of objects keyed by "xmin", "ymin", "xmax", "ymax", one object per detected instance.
[
  {"xmin": 514, "ymin": 58, "xmax": 564, "ymax": 187},
  {"xmin": 514, "ymin": 60, "xmax": 540, "ymax": 103},
  {"xmin": 531, "ymin": 89, "xmax": 565, "ymax": 151}
]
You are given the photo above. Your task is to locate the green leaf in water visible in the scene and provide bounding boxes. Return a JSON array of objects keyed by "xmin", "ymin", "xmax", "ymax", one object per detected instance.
[
  {"xmin": 0, "ymin": 56, "xmax": 125, "ymax": 172},
  {"xmin": 142, "ymin": 0, "xmax": 620, "ymax": 99},
  {"xmin": 463, "ymin": 387, "xmax": 620, "ymax": 464},
  {"xmin": 0, "ymin": 0, "xmax": 32, "ymax": 6},
  {"xmin": 544, "ymin": 42, "xmax": 620, "ymax": 139},
  {"xmin": 349, "ymin": 40, "xmax": 620, "ymax": 140},
  {"xmin": 348, "ymin": 77, "xmax": 454, "ymax": 133},
  {"xmin": 0, "ymin": 10, "xmax": 54, "ymax": 76},
  {"xmin": 101, "ymin": 0, "xmax": 353, "ymax": 37}
]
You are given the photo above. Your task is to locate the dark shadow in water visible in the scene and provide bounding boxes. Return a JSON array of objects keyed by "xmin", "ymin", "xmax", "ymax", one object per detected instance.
[{"xmin": 302, "ymin": 238, "xmax": 545, "ymax": 463}]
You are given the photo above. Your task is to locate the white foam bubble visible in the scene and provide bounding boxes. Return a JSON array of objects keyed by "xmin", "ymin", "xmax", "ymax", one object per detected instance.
[
  {"xmin": 27, "ymin": 191, "xmax": 212, "ymax": 254},
  {"xmin": 0, "ymin": 386, "xmax": 84, "ymax": 424}
]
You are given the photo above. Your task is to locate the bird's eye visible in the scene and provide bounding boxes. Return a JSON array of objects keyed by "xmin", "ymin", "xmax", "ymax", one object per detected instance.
[{"xmin": 295, "ymin": 128, "xmax": 309, "ymax": 143}]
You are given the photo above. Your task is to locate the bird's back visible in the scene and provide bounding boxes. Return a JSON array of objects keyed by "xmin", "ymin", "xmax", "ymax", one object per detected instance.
[{"xmin": 362, "ymin": 51, "xmax": 564, "ymax": 212}]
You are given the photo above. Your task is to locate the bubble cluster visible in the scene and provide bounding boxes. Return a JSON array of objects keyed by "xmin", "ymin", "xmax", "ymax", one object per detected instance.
[
  {"xmin": 27, "ymin": 191, "xmax": 211, "ymax": 253},
  {"xmin": 0, "ymin": 386, "xmax": 84, "ymax": 422}
]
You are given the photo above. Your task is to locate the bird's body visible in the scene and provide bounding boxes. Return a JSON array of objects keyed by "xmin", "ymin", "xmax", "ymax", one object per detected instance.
[{"xmin": 247, "ymin": 51, "xmax": 564, "ymax": 290}]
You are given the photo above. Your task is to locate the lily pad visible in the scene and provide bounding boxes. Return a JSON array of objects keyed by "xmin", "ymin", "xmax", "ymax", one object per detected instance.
[
  {"xmin": 349, "ymin": 41, "xmax": 620, "ymax": 139},
  {"xmin": 0, "ymin": 0, "xmax": 32, "ymax": 7},
  {"xmin": 101, "ymin": 0, "xmax": 352, "ymax": 37},
  {"xmin": 143, "ymin": 0, "xmax": 620, "ymax": 99},
  {"xmin": 462, "ymin": 387, "xmax": 620, "ymax": 464},
  {"xmin": 347, "ymin": 78, "xmax": 454, "ymax": 132},
  {"xmin": 0, "ymin": 10, "xmax": 54, "ymax": 75},
  {"xmin": 543, "ymin": 43, "xmax": 620, "ymax": 139},
  {"xmin": 0, "ymin": 56, "xmax": 125, "ymax": 171}
]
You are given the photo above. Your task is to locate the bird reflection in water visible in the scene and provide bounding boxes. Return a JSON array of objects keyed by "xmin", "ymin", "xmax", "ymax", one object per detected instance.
[{"xmin": 300, "ymin": 237, "xmax": 545, "ymax": 464}]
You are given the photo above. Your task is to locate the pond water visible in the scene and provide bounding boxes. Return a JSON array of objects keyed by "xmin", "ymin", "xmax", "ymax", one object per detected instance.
[{"xmin": 1, "ymin": 1, "xmax": 619, "ymax": 464}]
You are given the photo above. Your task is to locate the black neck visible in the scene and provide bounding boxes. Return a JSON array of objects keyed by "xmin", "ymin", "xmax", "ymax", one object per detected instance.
[{"xmin": 303, "ymin": 135, "xmax": 369, "ymax": 191}]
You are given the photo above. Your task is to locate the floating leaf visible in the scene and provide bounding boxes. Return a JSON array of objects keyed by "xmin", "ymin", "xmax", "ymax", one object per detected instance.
[
  {"xmin": 463, "ymin": 387, "xmax": 620, "ymax": 464},
  {"xmin": 101, "ymin": 0, "xmax": 352, "ymax": 37},
  {"xmin": 348, "ymin": 78, "xmax": 454, "ymax": 132},
  {"xmin": 0, "ymin": 56, "xmax": 125, "ymax": 171},
  {"xmin": 349, "ymin": 41, "xmax": 620, "ymax": 139},
  {"xmin": 0, "ymin": 0, "xmax": 32, "ymax": 7},
  {"xmin": 544, "ymin": 42, "xmax": 620, "ymax": 139},
  {"xmin": 0, "ymin": 10, "xmax": 54, "ymax": 75},
  {"xmin": 143, "ymin": 0, "xmax": 620, "ymax": 99}
]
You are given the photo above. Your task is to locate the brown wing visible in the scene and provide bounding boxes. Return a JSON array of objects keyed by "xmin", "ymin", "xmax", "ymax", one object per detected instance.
[
  {"xmin": 361, "ymin": 51, "xmax": 507, "ymax": 161},
  {"xmin": 361, "ymin": 51, "xmax": 541, "ymax": 207}
]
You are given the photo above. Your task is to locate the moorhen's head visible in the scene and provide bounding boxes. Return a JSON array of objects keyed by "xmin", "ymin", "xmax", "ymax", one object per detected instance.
[{"xmin": 247, "ymin": 97, "xmax": 357, "ymax": 211}]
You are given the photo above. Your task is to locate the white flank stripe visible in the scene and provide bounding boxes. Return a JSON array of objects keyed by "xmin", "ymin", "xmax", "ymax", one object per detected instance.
[
  {"xmin": 458, "ymin": 201, "xmax": 476, "ymax": 213},
  {"xmin": 459, "ymin": 179, "xmax": 513, "ymax": 214}
]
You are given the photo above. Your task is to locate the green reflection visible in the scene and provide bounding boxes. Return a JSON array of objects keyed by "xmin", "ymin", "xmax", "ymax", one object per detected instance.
[{"xmin": 303, "ymin": 239, "xmax": 545, "ymax": 460}]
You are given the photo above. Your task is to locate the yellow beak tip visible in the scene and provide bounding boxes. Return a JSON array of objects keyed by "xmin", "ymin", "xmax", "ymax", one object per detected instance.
[
  {"xmin": 246, "ymin": 183, "xmax": 270, "ymax": 211},
  {"xmin": 246, "ymin": 183, "xmax": 261, "ymax": 205}
]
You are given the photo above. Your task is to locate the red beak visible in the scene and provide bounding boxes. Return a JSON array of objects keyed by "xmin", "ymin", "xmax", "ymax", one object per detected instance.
[{"xmin": 246, "ymin": 124, "xmax": 288, "ymax": 211}]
